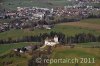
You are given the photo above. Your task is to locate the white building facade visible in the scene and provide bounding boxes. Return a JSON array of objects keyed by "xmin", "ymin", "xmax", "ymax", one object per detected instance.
[{"xmin": 44, "ymin": 35, "xmax": 59, "ymax": 46}]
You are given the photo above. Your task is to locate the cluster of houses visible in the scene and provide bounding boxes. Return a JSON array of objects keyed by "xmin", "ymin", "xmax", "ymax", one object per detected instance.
[
  {"xmin": 0, "ymin": 20, "xmax": 53, "ymax": 32},
  {"xmin": 0, "ymin": 2, "xmax": 99, "ymax": 20},
  {"xmin": 0, "ymin": 7, "xmax": 55, "ymax": 32},
  {"xmin": 16, "ymin": 7, "xmax": 51, "ymax": 20},
  {"xmin": 1, "ymin": 7, "xmax": 51, "ymax": 20},
  {"xmin": 77, "ymin": 0, "xmax": 100, "ymax": 3},
  {"xmin": 0, "ymin": 5, "xmax": 99, "ymax": 20},
  {"xmin": 68, "ymin": 0, "xmax": 100, "ymax": 3},
  {"xmin": 0, "ymin": 1, "xmax": 100, "ymax": 32},
  {"xmin": 13, "ymin": 44, "xmax": 41, "ymax": 53}
]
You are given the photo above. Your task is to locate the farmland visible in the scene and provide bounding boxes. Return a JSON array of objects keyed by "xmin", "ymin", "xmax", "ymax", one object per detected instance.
[
  {"xmin": 0, "ymin": 0, "xmax": 100, "ymax": 10},
  {"xmin": 0, "ymin": 24, "xmax": 100, "ymax": 39},
  {"xmin": 0, "ymin": 55, "xmax": 29, "ymax": 66},
  {"xmin": 49, "ymin": 43, "xmax": 100, "ymax": 66},
  {"xmin": 0, "ymin": 42, "xmax": 38, "ymax": 56},
  {"xmin": 59, "ymin": 22, "xmax": 100, "ymax": 30},
  {"xmin": 0, "ymin": 18, "xmax": 99, "ymax": 39},
  {"xmin": 81, "ymin": 19, "xmax": 100, "ymax": 24},
  {"xmin": 58, "ymin": 18, "xmax": 100, "ymax": 30},
  {"xmin": 0, "ymin": 0, "xmax": 72, "ymax": 10},
  {"xmin": 0, "ymin": 42, "xmax": 100, "ymax": 66}
]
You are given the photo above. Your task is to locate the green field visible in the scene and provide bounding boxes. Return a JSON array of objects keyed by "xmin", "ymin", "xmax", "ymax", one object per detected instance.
[
  {"xmin": 0, "ymin": 42, "xmax": 39, "ymax": 66},
  {"xmin": 0, "ymin": 25, "xmax": 100, "ymax": 39},
  {"xmin": 0, "ymin": 0, "xmax": 72, "ymax": 10},
  {"xmin": 0, "ymin": 42, "xmax": 38, "ymax": 66},
  {"xmin": 81, "ymin": 19, "xmax": 100, "ymax": 24},
  {"xmin": 49, "ymin": 43, "xmax": 100, "ymax": 66},
  {"xmin": 76, "ymin": 42, "xmax": 100, "ymax": 48},
  {"xmin": 0, "ymin": 42, "xmax": 38, "ymax": 56},
  {"xmin": 1, "ymin": 0, "xmax": 99, "ymax": 10},
  {"xmin": 0, "ymin": 54, "xmax": 29, "ymax": 66},
  {"xmin": 0, "ymin": 42, "xmax": 100, "ymax": 66},
  {"xmin": 0, "ymin": 18, "xmax": 99, "ymax": 40}
]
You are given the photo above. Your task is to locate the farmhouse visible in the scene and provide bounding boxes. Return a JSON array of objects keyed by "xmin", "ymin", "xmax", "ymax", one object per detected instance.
[{"xmin": 44, "ymin": 35, "xmax": 59, "ymax": 46}]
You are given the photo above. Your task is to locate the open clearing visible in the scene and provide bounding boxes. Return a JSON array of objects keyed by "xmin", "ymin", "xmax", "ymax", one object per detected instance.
[{"xmin": 59, "ymin": 22, "xmax": 100, "ymax": 30}]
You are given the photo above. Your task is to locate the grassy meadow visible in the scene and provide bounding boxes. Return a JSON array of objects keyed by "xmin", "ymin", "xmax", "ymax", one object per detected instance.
[
  {"xmin": 0, "ymin": 42, "xmax": 100, "ymax": 66},
  {"xmin": 0, "ymin": 24, "xmax": 100, "ymax": 39},
  {"xmin": 80, "ymin": 19, "xmax": 100, "ymax": 24},
  {"xmin": 0, "ymin": 18, "xmax": 99, "ymax": 40},
  {"xmin": 0, "ymin": 0, "xmax": 72, "ymax": 10},
  {"xmin": 0, "ymin": 42, "xmax": 38, "ymax": 56},
  {"xmin": 49, "ymin": 43, "xmax": 100, "ymax": 66},
  {"xmin": 0, "ymin": 54, "xmax": 30, "ymax": 66},
  {"xmin": 0, "ymin": 42, "xmax": 38, "ymax": 66},
  {"xmin": 1, "ymin": 0, "xmax": 99, "ymax": 10}
]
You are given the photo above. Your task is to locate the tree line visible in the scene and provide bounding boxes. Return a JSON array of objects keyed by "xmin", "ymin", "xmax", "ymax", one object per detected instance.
[{"xmin": 0, "ymin": 31, "xmax": 100, "ymax": 44}]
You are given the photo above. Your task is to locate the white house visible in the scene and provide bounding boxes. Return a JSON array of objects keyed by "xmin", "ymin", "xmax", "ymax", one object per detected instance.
[
  {"xmin": 19, "ymin": 50, "xmax": 24, "ymax": 53},
  {"xmin": 44, "ymin": 35, "xmax": 59, "ymax": 46},
  {"xmin": 43, "ymin": 25, "xmax": 51, "ymax": 30},
  {"xmin": 33, "ymin": 13, "xmax": 44, "ymax": 20}
]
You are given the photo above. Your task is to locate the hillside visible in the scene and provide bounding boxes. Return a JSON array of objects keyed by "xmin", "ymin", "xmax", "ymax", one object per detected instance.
[
  {"xmin": 0, "ymin": 0, "xmax": 71, "ymax": 10},
  {"xmin": 0, "ymin": 0, "xmax": 99, "ymax": 10}
]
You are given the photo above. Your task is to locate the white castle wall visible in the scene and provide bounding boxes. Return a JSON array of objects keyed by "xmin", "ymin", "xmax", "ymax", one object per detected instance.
[{"xmin": 44, "ymin": 36, "xmax": 59, "ymax": 46}]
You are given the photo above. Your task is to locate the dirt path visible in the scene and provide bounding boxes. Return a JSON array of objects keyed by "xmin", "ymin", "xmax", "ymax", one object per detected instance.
[{"xmin": 59, "ymin": 22, "xmax": 100, "ymax": 30}]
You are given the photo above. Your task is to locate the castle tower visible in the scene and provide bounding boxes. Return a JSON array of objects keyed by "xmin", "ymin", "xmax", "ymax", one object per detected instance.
[
  {"xmin": 54, "ymin": 35, "xmax": 58, "ymax": 43},
  {"xmin": 45, "ymin": 37, "xmax": 49, "ymax": 45}
]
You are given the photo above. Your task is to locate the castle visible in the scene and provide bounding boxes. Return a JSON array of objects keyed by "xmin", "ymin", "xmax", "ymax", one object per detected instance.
[{"xmin": 44, "ymin": 35, "xmax": 59, "ymax": 46}]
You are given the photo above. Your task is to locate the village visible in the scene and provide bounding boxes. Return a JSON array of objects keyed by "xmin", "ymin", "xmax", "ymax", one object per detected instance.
[{"xmin": 0, "ymin": 0, "xmax": 100, "ymax": 32}]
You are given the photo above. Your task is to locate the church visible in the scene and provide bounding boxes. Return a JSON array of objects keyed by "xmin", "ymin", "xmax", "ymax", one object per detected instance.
[{"xmin": 44, "ymin": 35, "xmax": 59, "ymax": 46}]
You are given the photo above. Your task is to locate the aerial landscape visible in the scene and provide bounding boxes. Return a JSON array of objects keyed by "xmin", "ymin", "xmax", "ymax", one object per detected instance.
[{"xmin": 0, "ymin": 0, "xmax": 100, "ymax": 66}]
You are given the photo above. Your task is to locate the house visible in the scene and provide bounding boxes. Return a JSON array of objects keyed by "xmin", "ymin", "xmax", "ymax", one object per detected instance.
[
  {"xmin": 43, "ymin": 25, "xmax": 52, "ymax": 30},
  {"xmin": 44, "ymin": 35, "xmax": 59, "ymax": 46},
  {"xmin": 13, "ymin": 45, "xmax": 37, "ymax": 53},
  {"xmin": 33, "ymin": 13, "xmax": 44, "ymax": 20},
  {"xmin": 13, "ymin": 47, "xmax": 27, "ymax": 53},
  {"xmin": 25, "ymin": 46, "xmax": 33, "ymax": 51}
]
